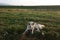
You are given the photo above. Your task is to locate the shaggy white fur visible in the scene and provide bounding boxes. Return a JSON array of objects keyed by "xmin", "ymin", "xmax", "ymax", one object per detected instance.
[{"xmin": 23, "ymin": 21, "xmax": 45, "ymax": 35}]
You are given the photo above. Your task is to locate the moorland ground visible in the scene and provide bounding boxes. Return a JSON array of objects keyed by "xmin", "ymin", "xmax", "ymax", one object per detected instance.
[{"xmin": 0, "ymin": 7, "xmax": 60, "ymax": 40}]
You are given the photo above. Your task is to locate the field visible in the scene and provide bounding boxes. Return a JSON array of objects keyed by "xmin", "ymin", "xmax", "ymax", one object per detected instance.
[{"xmin": 0, "ymin": 7, "xmax": 60, "ymax": 40}]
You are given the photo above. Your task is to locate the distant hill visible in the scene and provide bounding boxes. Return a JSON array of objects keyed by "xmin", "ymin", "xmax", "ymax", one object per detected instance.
[{"xmin": 0, "ymin": 4, "xmax": 60, "ymax": 11}]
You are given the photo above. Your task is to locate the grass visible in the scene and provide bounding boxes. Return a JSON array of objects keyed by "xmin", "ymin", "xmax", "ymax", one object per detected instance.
[{"xmin": 0, "ymin": 8, "xmax": 60, "ymax": 40}]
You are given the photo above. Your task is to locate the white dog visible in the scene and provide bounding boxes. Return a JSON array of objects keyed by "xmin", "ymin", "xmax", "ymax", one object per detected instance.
[{"xmin": 23, "ymin": 21, "xmax": 45, "ymax": 35}]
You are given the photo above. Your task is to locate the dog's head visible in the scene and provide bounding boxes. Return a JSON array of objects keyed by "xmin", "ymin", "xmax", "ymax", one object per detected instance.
[{"xmin": 28, "ymin": 21, "xmax": 34, "ymax": 25}]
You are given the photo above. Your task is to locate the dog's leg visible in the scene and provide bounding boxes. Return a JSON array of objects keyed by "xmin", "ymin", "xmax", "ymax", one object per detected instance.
[
  {"xmin": 23, "ymin": 28, "xmax": 28, "ymax": 34},
  {"xmin": 23, "ymin": 26, "xmax": 29, "ymax": 34},
  {"xmin": 36, "ymin": 26, "xmax": 40, "ymax": 32},
  {"xmin": 31, "ymin": 27, "xmax": 34, "ymax": 34}
]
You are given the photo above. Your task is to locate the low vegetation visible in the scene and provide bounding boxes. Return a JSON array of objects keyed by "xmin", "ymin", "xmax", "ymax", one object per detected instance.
[{"xmin": 0, "ymin": 8, "xmax": 60, "ymax": 40}]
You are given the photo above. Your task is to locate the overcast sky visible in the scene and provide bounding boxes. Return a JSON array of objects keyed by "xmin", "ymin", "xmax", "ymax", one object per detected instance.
[{"xmin": 0, "ymin": 0, "xmax": 60, "ymax": 6}]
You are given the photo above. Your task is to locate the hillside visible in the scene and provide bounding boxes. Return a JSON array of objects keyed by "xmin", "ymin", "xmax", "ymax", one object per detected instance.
[
  {"xmin": 0, "ymin": 7, "xmax": 60, "ymax": 40},
  {"xmin": 0, "ymin": 6, "xmax": 60, "ymax": 11}
]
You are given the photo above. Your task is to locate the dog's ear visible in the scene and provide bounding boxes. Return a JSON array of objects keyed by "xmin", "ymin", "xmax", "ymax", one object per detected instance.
[
  {"xmin": 28, "ymin": 23, "xmax": 30, "ymax": 25},
  {"xmin": 27, "ymin": 22, "xmax": 30, "ymax": 25},
  {"xmin": 32, "ymin": 22, "xmax": 34, "ymax": 25}
]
